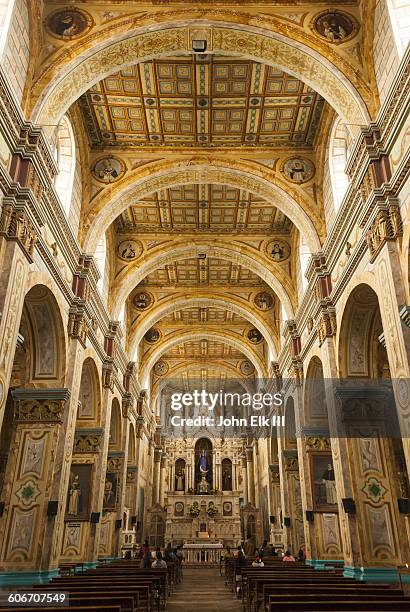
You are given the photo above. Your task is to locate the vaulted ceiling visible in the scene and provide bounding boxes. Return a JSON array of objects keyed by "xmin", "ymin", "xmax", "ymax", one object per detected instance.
[
  {"xmin": 79, "ymin": 55, "xmax": 324, "ymax": 149},
  {"xmin": 115, "ymin": 184, "xmax": 292, "ymax": 234}
]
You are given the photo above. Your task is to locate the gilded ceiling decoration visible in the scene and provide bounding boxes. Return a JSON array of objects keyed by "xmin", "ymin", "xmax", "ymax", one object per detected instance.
[
  {"xmin": 162, "ymin": 339, "xmax": 245, "ymax": 359},
  {"xmin": 159, "ymin": 307, "xmax": 249, "ymax": 325},
  {"xmin": 79, "ymin": 55, "xmax": 324, "ymax": 149},
  {"xmin": 137, "ymin": 258, "xmax": 273, "ymax": 288},
  {"xmin": 115, "ymin": 183, "xmax": 292, "ymax": 234}
]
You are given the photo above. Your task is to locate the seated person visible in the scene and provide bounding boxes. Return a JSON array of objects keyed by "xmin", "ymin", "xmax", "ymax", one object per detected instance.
[
  {"xmin": 152, "ymin": 551, "xmax": 168, "ymax": 568},
  {"xmin": 297, "ymin": 547, "xmax": 306, "ymax": 562},
  {"xmin": 270, "ymin": 545, "xmax": 278, "ymax": 557},
  {"xmin": 252, "ymin": 555, "xmax": 265, "ymax": 567},
  {"xmin": 282, "ymin": 549, "xmax": 296, "ymax": 562}
]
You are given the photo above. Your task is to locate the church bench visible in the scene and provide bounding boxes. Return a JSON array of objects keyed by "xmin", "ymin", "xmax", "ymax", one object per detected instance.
[
  {"xmin": 267, "ymin": 599, "xmax": 410, "ymax": 611},
  {"xmin": 35, "ymin": 582, "xmax": 150, "ymax": 611},
  {"xmin": 56, "ymin": 595, "xmax": 136, "ymax": 612},
  {"xmin": 0, "ymin": 605, "xmax": 121, "ymax": 612},
  {"xmin": 48, "ymin": 582, "xmax": 152, "ymax": 605}
]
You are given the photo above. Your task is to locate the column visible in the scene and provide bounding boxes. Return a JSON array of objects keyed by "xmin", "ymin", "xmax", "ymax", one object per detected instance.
[
  {"xmin": 152, "ymin": 448, "xmax": 162, "ymax": 505},
  {"xmin": 0, "ymin": 388, "xmax": 71, "ymax": 578},
  {"xmin": 159, "ymin": 454, "xmax": 167, "ymax": 507},
  {"xmin": 246, "ymin": 446, "xmax": 255, "ymax": 505}
]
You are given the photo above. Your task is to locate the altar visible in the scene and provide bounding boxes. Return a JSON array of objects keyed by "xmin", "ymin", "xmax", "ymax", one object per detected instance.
[
  {"xmin": 182, "ymin": 542, "xmax": 223, "ymax": 565},
  {"xmin": 165, "ymin": 492, "xmax": 242, "ymax": 548}
]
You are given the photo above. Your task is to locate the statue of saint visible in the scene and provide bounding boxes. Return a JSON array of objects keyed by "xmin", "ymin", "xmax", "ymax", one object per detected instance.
[
  {"xmin": 175, "ymin": 468, "xmax": 185, "ymax": 492},
  {"xmin": 67, "ymin": 473, "xmax": 81, "ymax": 515},
  {"xmin": 198, "ymin": 474, "xmax": 210, "ymax": 494},
  {"xmin": 222, "ymin": 468, "xmax": 232, "ymax": 491},
  {"xmin": 199, "ymin": 449, "xmax": 208, "ymax": 474}
]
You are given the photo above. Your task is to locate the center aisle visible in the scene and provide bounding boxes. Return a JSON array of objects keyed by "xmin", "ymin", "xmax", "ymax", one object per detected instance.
[{"xmin": 167, "ymin": 567, "xmax": 237, "ymax": 612}]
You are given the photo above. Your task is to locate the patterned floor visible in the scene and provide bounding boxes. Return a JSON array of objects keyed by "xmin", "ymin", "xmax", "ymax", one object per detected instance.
[{"xmin": 167, "ymin": 567, "xmax": 237, "ymax": 611}]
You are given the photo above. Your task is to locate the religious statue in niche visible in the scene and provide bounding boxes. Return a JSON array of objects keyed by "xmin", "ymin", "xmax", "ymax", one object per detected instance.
[
  {"xmin": 311, "ymin": 453, "xmax": 338, "ymax": 511},
  {"xmin": 92, "ymin": 157, "xmax": 125, "ymax": 183},
  {"xmin": 144, "ymin": 327, "xmax": 161, "ymax": 344},
  {"xmin": 46, "ymin": 8, "xmax": 93, "ymax": 40},
  {"xmin": 66, "ymin": 464, "xmax": 92, "ymax": 520},
  {"xmin": 175, "ymin": 458, "xmax": 186, "ymax": 492},
  {"xmin": 248, "ymin": 328, "xmax": 263, "ymax": 344},
  {"xmin": 133, "ymin": 292, "xmax": 153, "ymax": 310},
  {"xmin": 222, "ymin": 460, "xmax": 233, "ymax": 491},
  {"xmin": 267, "ymin": 239, "xmax": 291, "ymax": 262},
  {"xmin": 195, "ymin": 438, "xmax": 213, "ymax": 493},
  {"xmin": 282, "ymin": 157, "xmax": 315, "ymax": 184},
  {"xmin": 254, "ymin": 291, "xmax": 274, "ymax": 311},
  {"xmin": 117, "ymin": 240, "xmax": 142, "ymax": 262},
  {"xmin": 313, "ymin": 11, "xmax": 358, "ymax": 44}
]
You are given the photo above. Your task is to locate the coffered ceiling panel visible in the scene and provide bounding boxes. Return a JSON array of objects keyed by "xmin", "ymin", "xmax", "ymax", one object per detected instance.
[
  {"xmin": 139, "ymin": 258, "xmax": 270, "ymax": 287},
  {"xmin": 115, "ymin": 183, "xmax": 292, "ymax": 234},
  {"xmin": 161, "ymin": 307, "xmax": 248, "ymax": 325},
  {"xmin": 163, "ymin": 340, "xmax": 245, "ymax": 359},
  {"xmin": 79, "ymin": 55, "xmax": 324, "ymax": 148}
]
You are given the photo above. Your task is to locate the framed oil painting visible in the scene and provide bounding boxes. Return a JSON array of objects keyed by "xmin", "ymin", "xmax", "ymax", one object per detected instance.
[
  {"xmin": 66, "ymin": 464, "xmax": 93, "ymax": 521},
  {"xmin": 103, "ymin": 472, "xmax": 119, "ymax": 511},
  {"xmin": 310, "ymin": 452, "xmax": 338, "ymax": 512}
]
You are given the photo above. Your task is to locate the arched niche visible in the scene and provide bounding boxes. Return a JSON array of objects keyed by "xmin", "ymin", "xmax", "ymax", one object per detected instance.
[
  {"xmin": 77, "ymin": 358, "xmax": 101, "ymax": 425},
  {"xmin": 195, "ymin": 438, "xmax": 213, "ymax": 491},
  {"xmin": 175, "ymin": 458, "xmax": 186, "ymax": 492},
  {"xmin": 222, "ymin": 458, "xmax": 233, "ymax": 491},
  {"xmin": 109, "ymin": 398, "xmax": 122, "ymax": 450},
  {"xmin": 10, "ymin": 284, "xmax": 66, "ymax": 388},
  {"xmin": 304, "ymin": 356, "xmax": 329, "ymax": 429},
  {"xmin": 338, "ymin": 283, "xmax": 390, "ymax": 380}
]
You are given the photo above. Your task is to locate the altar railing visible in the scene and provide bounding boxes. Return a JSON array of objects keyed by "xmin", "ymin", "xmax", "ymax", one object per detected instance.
[{"xmin": 182, "ymin": 542, "xmax": 223, "ymax": 564}]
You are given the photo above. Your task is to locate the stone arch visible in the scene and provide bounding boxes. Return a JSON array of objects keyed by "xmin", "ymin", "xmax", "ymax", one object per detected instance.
[
  {"xmin": 77, "ymin": 356, "xmax": 101, "ymax": 425},
  {"xmin": 84, "ymin": 160, "xmax": 322, "ymax": 256},
  {"xmin": 303, "ymin": 355, "xmax": 329, "ymax": 429},
  {"xmin": 109, "ymin": 397, "xmax": 122, "ymax": 450},
  {"xmin": 112, "ymin": 241, "xmax": 295, "ymax": 321},
  {"xmin": 336, "ymin": 281, "xmax": 385, "ymax": 380},
  {"xmin": 140, "ymin": 330, "xmax": 268, "ymax": 384},
  {"xmin": 31, "ymin": 20, "xmax": 370, "ymax": 129},
  {"xmin": 14, "ymin": 283, "xmax": 67, "ymax": 387},
  {"xmin": 128, "ymin": 295, "xmax": 278, "ymax": 361}
]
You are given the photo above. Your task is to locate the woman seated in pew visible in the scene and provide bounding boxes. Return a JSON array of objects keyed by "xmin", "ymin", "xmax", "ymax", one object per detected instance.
[
  {"xmin": 296, "ymin": 547, "xmax": 306, "ymax": 562},
  {"xmin": 252, "ymin": 555, "xmax": 265, "ymax": 567},
  {"xmin": 282, "ymin": 549, "xmax": 296, "ymax": 562},
  {"xmin": 152, "ymin": 551, "xmax": 168, "ymax": 569}
]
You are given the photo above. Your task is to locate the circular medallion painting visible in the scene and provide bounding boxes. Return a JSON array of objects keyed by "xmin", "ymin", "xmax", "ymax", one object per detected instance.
[
  {"xmin": 46, "ymin": 9, "xmax": 93, "ymax": 40},
  {"xmin": 154, "ymin": 360, "xmax": 169, "ymax": 376},
  {"xmin": 223, "ymin": 501, "xmax": 233, "ymax": 515},
  {"xmin": 117, "ymin": 240, "xmax": 143, "ymax": 262},
  {"xmin": 282, "ymin": 157, "xmax": 315, "ymax": 184},
  {"xmin": 175, "ymin": 502, "xmax": 184, "ymax": 516},
  {"xmin": 144, "ymin": 328, "xmax": 161, "ymax": 344},
  {"xmin": 92, "ymin": 157, "xmax": 126, "ymax": 183},
  {"xmin": 240, "ymin": 360, "xmax": 255, "ymax": 376},
  {"xmin": 312, "ymin": 11, "xmax": 359, "ymax": 44},
  {"xmin": 247, "ymin": 328, "xmax": 263, "ymax": 344},
  {"xmin": 254, "ymin": 291, "xmax": 274, "ymax": 311},
  {"xmin": 266, "ymin": 239, "xmax": 291, "ymax": 262},
  {"xmin": 133, "ymin": 292, "xmax": 153, "ymax": 310}
]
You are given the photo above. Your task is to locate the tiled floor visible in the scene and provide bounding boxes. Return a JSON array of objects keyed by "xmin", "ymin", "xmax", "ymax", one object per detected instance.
[{"xmin": 167, "ymin": 567, "xmax": 237, "ymax": 611}]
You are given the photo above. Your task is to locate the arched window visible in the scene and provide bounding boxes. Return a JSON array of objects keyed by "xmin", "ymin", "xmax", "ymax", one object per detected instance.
[
  {"xmin": 53, "ymin": 116, "xmax": 76, "ymax": 215},
  {"xmin": 299, "ymin": 234, "xmax": 310, "ymax": 293},
  {"xmin": 387, "ymin": 0, "xmax": 410, "ymax": 58},
  {"xmin": 329, "ymin": 117, "xmax": 351, "ymax": 210},
  {"xmin": 0, "ymin": 0, "xmax": 15, "ymax": 58},
  {"xmin": 95, "ymin": 234, "xmax": 107, "ymax": 294}
]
